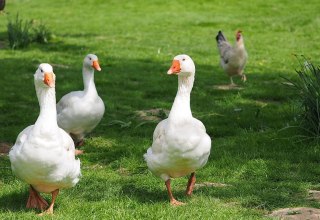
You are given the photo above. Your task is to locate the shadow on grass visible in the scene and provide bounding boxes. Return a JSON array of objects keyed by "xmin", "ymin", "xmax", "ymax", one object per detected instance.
[
  {"xmin": 0, "ymin": 31, "xmax": 8, "ymax": 49},
  {"xmin": 72, "ymin": 171, "xmax": 186, "ymax": 205},
  {"xmin": 0, "ymin": 52, "xmax": 291, "ymax": 142},
  {"xmin": 0, "ymin": 57, "xmax": 42, "ymax": 142},
  {"xmin": 34, "ymin": 40, "xmax": 87, "ymax": 53},
  {"xmin": 0, "ymin": 190, "xmax": 27, "ymax": 212},
  {"xmin": 120, "ymin": 182, "xmax": 170, "ymax": 204},
  {"xmin": 0, "ymin": 188, "xmax": 62, "ymax": 214}
]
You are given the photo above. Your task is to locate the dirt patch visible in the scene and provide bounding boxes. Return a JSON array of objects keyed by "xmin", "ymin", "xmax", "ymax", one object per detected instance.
[
  {"xmin": 0, "ymin": 142, "xmax": 12, "ymax": 155},
  {"xmin": 51, "ymin": 63, "xmax": 70, "ymax": 69},
  {"xmin": 255, "ymin": 99, "xmax": 282, "ymax": 106},
  {"xmin": 267, "ymin": 190, "xmax": 320, "ymax": 219},
  {"xmin": 95, "ymin": 35, "xmax": 107, "ymax": 40},
  {"xmin": 117, "ymin": 167, "xmax": 129, "ymax": 176},
  {"xmin": 282, "ymin": 82, "xmax": 294, "ymax": 86},
  {"xmin": 195, "ymin": 182, "xmax": 231, "ymax": 189},
  {"xmin": 135, "ymin": 108, "xmax": 169, "ymax": 122},
  {"xmin": 213, "ymin": 84, "xmax": 244, "ymax": 90},
  {"xmin": 0, "ymin": 41, "xmax": 7, "ymax": 49},
  {"xmin": 308, "ymin": 190, "xmax": 320, "ymax": 201},
  {"xmin": 268, "ymin": 207, "xmax": 320, "ymax": 220}
]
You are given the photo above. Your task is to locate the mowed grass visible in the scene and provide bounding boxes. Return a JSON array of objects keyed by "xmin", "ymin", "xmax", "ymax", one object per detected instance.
[{"xmin": 1, "ymin": 0, "xmax": 320, "ymax": 219}]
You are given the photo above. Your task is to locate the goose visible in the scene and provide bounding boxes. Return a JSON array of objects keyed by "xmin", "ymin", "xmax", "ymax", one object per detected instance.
[
  {"xmin": 57, "ymin": 54, "xmax": 105, "ymax": 148},
  {"xmin": 144, "ymin": 54, "xmax": 212, "ymax": 206},
  {"xmin": 9, "ymin": 64, "xmax": 81, "ymax": 215}
]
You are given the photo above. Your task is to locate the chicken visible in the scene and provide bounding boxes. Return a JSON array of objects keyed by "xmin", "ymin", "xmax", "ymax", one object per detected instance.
[{"xmin": 216, "ymin": 30, "xmax": 248, "ymax": 85}]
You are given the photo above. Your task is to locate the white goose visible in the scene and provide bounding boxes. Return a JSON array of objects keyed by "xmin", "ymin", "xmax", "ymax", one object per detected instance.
[
  {"xmin": 57, "ymin": 54, "xmax": 105, "ymax": 148},
  {"xmin": 144, "ymin": 54, "xmax": 212, "ymax": 206},
  {"xmin": 9, "ymin": 64, "xmax": 81, "ymax": 215}
]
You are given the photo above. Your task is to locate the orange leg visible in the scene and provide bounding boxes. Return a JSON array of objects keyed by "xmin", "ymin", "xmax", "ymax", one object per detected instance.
[
  {"xmin": 186, "ymin": 172, "xmax": 196, "ymax": 196},
  {"xmin": 26, "ymin": 185, "xmax": 48, "ymax": 210},
  {"xmin": 75, "ymin": 149, "xmax": 84, "ymax": 155},
  {"xmin": 39, "ymin": 189, "xmax": 59, "ymax": 216},
  {"xmin": 70, "ymin": 134, "xmax": 84, "ymax": 155},
  {"xmin": 165, "ymin": 179, "xmax": 185, "ymax": 206}
]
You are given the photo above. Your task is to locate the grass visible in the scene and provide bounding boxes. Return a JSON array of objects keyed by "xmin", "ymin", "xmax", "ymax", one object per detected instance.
[
  {"xmin": 7, "ymin": 13, "xmax": 52, "ymax": 49},
  {"xmin": 7, "ymin": 13, "xmax": 33, "ymax": 49},
  {"xmin": 285, "ymin": 58, "xmax": 320, "ymax": 139},
  {"xmin": 0, "ymin": 0, "xmax": 320, "ymax": 219}
]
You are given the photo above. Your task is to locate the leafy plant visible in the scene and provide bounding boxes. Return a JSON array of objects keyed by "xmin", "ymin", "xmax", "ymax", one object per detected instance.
[
  {"xmin": 285, "ymin": 58, "xmax": 320, "ymax": 138},
  {"xmin": 7, "ymin": 14, "xmax": 52, "ymax": 49},
  {"xmin": 7, "ymin": 14, "xmax": 33, "ymax": 49},
  {"xmin": 33, "ymin": 22, "xmax": 51, "ymax": 44}
]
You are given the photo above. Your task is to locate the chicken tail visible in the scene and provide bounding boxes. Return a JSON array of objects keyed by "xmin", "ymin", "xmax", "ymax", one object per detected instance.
[{"xmin": 216, "ymin": 31, "xmax": 226, "ymax": 43}]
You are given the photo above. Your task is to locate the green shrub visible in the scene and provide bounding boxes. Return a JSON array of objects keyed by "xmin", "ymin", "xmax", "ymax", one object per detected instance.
[
  {"xmin": 286, "ymin": 58, "xmax": 320, "ymax": 138},
  {"xmin": 7, "ymin": 14, "xmax": 52, "ymax": 49},
  {"xmin": 7, "ymin": 14, "xmax": 33, "ymax": 49},
  {"xmin": 33, "ymin": 22, "xmax": 51, "ymax": 44}
]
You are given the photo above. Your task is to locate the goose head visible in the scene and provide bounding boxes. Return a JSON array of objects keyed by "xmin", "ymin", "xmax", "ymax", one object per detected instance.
[
  {"xmin": 83, "ymin": 54, "xmax": 101, "ymax": 71},
  {"xmin": 167, "ymin": 54, "xmax": 195, "ymax": 77},
  {"xmin": 34, "ymin": 63, "xmax": 55, "ymax": 88}
]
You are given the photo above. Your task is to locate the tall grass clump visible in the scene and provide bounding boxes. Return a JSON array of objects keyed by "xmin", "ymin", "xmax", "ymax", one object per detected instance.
[
  {"xmin": 7, "ymin": 14, "xmax": 33, "ymax": 49},
  {"xmin": 33, "ymin": 22, "xmax": 51, "ymax": 44},
  {"xmin": 286, "ymin": 59, "xmax": 320, "ymax": 139},
  {"xmin": 7, "ymin": 14, "xmax": 51, "ymax": 49}
]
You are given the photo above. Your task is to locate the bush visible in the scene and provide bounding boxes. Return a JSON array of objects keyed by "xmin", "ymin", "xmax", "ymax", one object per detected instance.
[
  {"xmin": 286, "ymin": 58, "xmax": 320, "ymax": 138},
  {"xmin": 7, "ymin": 14, "xmax": 52, "ymax": 49},
  {"xmin": 33, "ymin": 22, "xmax": 51, "ymax": 44},
  {"xmin": 7, "ymin": 14, "xmax": 33, "ymax": 49}
]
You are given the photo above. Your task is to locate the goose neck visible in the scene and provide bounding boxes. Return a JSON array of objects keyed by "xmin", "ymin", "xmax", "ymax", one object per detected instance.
[
  {"xmin": 35, "ymin": 87, "xmax": 57, "ymax": 128},
  {"xmin": 83, "ymin": 66, "xmax": 97, "ymax": 96},
  {"xmin": 168, "ymin": 75, "xmax": 194, "ymax": 120}
]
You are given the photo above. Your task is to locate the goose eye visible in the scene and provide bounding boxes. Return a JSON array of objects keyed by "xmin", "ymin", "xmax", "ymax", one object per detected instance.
[
  {"xmin": 40, "ymin": 69, "xmax": 43, "ymax": 73},
  {"xmin": 182, "ymin": 58, "xmax": 186, "ymax": 61},
  {"xmin": 89, "ymin": 57, "xmax": 92, "ymax": 60}
]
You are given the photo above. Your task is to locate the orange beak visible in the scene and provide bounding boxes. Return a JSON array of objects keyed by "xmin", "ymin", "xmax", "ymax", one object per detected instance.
[
  {"xmin": 167, "ymin": 60, "xmax": 180, "ymax": 75},
  {"xmin": 44, "ymin": 72, "xmax": 55, "ymax": 88},
  {"xmin": 92, "ymin": 60, "xmax": 101, "ymax": 71}
]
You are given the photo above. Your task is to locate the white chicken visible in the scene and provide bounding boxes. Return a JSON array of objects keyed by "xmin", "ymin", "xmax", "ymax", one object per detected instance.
[{"xmin": 216, "ymin": 30, "xmax": 248, "ymax": 85}]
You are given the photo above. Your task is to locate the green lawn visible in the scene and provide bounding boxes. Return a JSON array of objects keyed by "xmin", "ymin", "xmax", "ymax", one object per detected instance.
[{"xmin": 1, "ymin": 0, "xmax": 320, "ymax": 219}]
